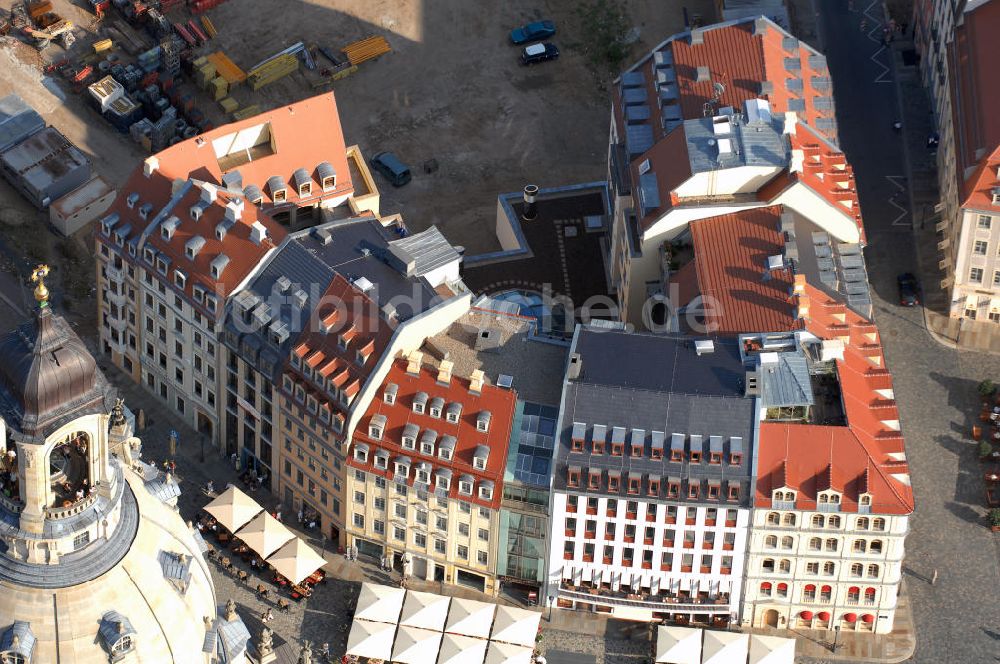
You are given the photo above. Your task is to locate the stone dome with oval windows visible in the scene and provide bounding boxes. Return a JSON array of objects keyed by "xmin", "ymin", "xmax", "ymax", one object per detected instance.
[{"xmin": 0, "ymin": 269, "xmax": 250, "ymax": 663}]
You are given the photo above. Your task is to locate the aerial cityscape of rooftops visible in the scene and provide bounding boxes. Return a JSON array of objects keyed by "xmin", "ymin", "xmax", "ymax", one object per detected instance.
[{"xmin": 0, "ymin": 0, "xmax": 995, "ymax": 662}]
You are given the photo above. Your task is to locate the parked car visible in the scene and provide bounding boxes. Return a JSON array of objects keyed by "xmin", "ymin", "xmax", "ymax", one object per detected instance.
[
  {"xmin": 371, "ymin": 152, "xmax": 412, "ymax": 187},
  {"xmin": 521, "ymin": 42, "xmax": 559, "ymax": 66},
  {"xmin": 510, "ymin": 20, "xmax": 556, "ymax": 45},
  {"xmin": 897, "ymin": 272, "xmax": 920, "ymax": 306}
]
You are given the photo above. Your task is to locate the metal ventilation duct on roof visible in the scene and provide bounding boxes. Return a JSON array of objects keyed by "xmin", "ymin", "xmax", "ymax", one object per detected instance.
[{"xmin": 222, "ymin": 170, "xmax": 242, "ymax": 192}]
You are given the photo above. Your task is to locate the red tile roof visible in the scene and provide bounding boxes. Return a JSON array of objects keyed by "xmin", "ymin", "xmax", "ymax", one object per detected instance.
[
  {"xmin": 652, "ymin": 19, "xmax": 835, "ymax": 141},
  {"xmin": 284, "ymin": 274, "xmax": 396, "ymax": 417},
  {"xmin": 754, "ymin": 276, "xmax": 913, "ymax": 516},
  {"xmin": 961, "ymin": 144, "xmax": 1000, "ymax": 210},
  {"xmin": 688, "ymin": 206, "xmax": 798, "ymax": 335},
  {"xmin": 98, "ymin": 93, "xmax": 354, "ymax": 314},
  {"xmin": 347, "ymin": 359, "xmax": 518, "ymax": 510}
]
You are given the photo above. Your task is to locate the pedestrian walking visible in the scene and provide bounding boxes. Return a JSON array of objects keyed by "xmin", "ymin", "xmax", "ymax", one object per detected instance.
[
  {"xmin": 297, "ymin": 508, "xmax": 304, "ymax": 524},
  {"xmin": 275, "ymin": 510, "xmax": 282, "ymax": 523}
]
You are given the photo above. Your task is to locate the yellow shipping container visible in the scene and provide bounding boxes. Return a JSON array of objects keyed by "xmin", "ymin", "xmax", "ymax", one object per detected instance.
[
  {"xmin": 92, "ymin": 39, "xmax": 113, "ymax": 54},
  {"xmin": 219, "ymin": 97, "xmax": 239, "ymax": 113},
  {"xmin": 210, "ymin": 76, "xmax": 229, "ymax": 100}
]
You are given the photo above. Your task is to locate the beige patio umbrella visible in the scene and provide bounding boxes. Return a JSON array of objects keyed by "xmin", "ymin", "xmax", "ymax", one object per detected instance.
[
  {"xmin": 345, "ymin": 619, "xmax": 395, "ymax": 660},
  {"xmin": 437, "ymin": 633, "xmax": 488, "ymax": 664},
  {"xmin": 655, "ymin": 626, "xmax": 701, "ymax": 664},
  {"xmin": 702, "ymin": 630, "xmax": 749, "ymax": 664},
  {"xmin": 391, "ymin": 625, "xmax": 443, "ymax": 664},
  {"xmin": 354, "ymin": 582, "xmax": 406, "ymax": 624},
  {"xmin": 485, "ymin": 641, "xmax": 533, "ymax": 664},
  {"xmin": 234, "ymin": 511, "xmax": 294, "ymax": 558},
  {"xmin": 748, "ymin": 634, "xmax": 796, "ymax": 664},
  {"xmin": 203, "ymin": 486, "xmax": 262, "ymax": 532},
  {"xmin": 489, "ymin": 605, "xmax": 540, "ymax": 648},
  {"xmin": 399, "ymin": 590, "xmax": 451, "ymax": 631},
  {"xmin": 265, "ymin": 537, "xmax": 327, "ymax": 585}
]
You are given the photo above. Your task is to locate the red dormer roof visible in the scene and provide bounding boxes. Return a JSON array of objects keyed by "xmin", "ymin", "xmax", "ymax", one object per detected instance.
[
  {"xmin": 787, "ymin": 123, "xmax": 864, "ymax": 242},
  {"xmin": 284, "ymin": 274, "xmax": 396, "ymax": 416},
  {"xmin": 754, "ymin": 277, "xmax": 913, "ymax": 515},
  {"xmin": 348, "ymin": 359, "xmax": 518, "ymax": 510},
  {"xmin": 961, "ymin": 144, "xmax": 1000, "ymax": 211},
  {"xmin": 686, "ymin": 206, "xmax": 799, "ymax": 335}
]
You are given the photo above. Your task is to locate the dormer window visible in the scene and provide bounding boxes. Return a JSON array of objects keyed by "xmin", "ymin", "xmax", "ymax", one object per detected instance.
[
  {"xmin": 143, "ymin": 246, "xmax": 155, "ymax": 264},
  {"xmin": 688, "ymin": 480, "xmax": 700, "ymax": 499},
  {"xmin": 592, "ymin": 425, "xmax": 606, "ymax": 454},
  {"xmin": 459, "ymin": 476, "xmax": 474, "ymax": 495},
  {"xmin": 395, "ymin": 461, "xmax": 410, "ymax": 478},
  {"xmin": 728, "ymin": 482, "xmax": 740, "ymax": 501},
  {"xmin": 369, "ymin": 414, "xmax": 386, "ymax": 439},
  {"xmin": 420, "ymin": 429, "xmax": 437, "ymax": 456},
  {"xmin": 567, "ymin": 466, "xmax": 581, "ymax": 487},
  {"xmin": 317, "ymin": 161, "xmax": 337, "ymax": 191},
  {"xmin": 476, "ymin": 411, "xmax": 491, "ymax": 432},
  {"xmin": 588, "ymin": 469, "xmax": 601, "ymax": 490},
  {"xmin": 707, "ymin": 480, "xmax": 720, "ymax": 499},
  {"xmin": 436, "ymin": 472, "xmax": 451, "ymax": 490},
  {"xmin": 413, "ymin": 392, "xmax": 428, "ymax": 414},
  {"xmin": 438, "ymin": 436, "xmax": 455, "ymax": 461},
  {"xmin": 648, "ymin": 476, "xmax": 660, "ymax": 496},
  {"xmin": 479, "ymin": 485, "xmax": 493, "ymax": 500},
  {"xmin": 156, "ymin": 257, "xmax": 168, "ymax": 275},
  {"xmin": 353, "ymin": 443, "xmax": 369, "ymax": 463},
  {"xmin": 416, "ymin": 467, "xmax": 431, "ymax": 484},
  {"xmin": 446, "ymin": 402, "xmax": 461, "ymax": 423},
  {"xmin": 627, "ymin": 473, "xmax": 640, "ymax": 495},
  {"xmin": 268, "ymin": 175, "xmax": 287, "ymax": 203},
  {"xmin": 473, "ymin": 444, "xmax": 489, "ymax": 471},
  {"xmin": 174, "ymin": 271, "xmax": 186, "ymax": 289},
  {"xmin": 374, "ymin": 452, "xmax": 388, "ymax": 470},
  {"xmin": 709, "ymin": 436, "xmax": 723, "ymax": 464},
  {"xmin": 667, "ymin": 477, "xmax": 681, "ymax": 498},
  {"xmin": 384, "ymin": 383, "xmax": 398, "ymax": 404},
  {"xmin": 670, "ymin": 433, "xmax": 684, "ymax": 462},
  {"xmin": 429, "ymin": 397, "xmax": 444, "ymax": 418},
  {"xmin": 571, "ymin": 422, "xmax": 586, "ymax": 452},
  {"xmin": 630, "ymin": 429, "xmax": 645, "ymax": 458},
  {"xmin": 608, "ymin": 471, "xmax": 620, "ymax": 492},
  {"xmin": 401, "ymin": 423, "xmax": 418, "ymax": 450},
  {"xmin": 730, "ymin": 452, "xmax": 743, "ymax": 465},
  {"xmin": 690, "ymin": 449, "xmax": 702, "ymax": 463}
]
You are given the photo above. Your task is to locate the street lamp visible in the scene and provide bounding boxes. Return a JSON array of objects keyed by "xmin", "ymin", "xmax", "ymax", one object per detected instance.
[
  {"xmin": 547, "ymin": 595, "xmax": 555, "ymax": 622},
  {"xmin": 831, "ymin": 624, "xmax": 841, "ymax": 653}
]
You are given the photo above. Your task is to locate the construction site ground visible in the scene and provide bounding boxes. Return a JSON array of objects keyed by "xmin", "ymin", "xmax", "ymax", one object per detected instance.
[{"xmin": 0, "ymin": 0, "xmax": 714, "ymax": 338}]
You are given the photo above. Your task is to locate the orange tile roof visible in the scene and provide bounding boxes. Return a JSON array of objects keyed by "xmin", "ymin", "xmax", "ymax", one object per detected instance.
[
  {"xmin": 99, "ymin": 93, "xmax": 354, "ymax": 313},
  {"xmin": 961, "ymin": 144, "xmax": 1000, "ymax": 210},
  {"xmin": 347, "ymin": 359, "xmax": 518, "ymax": 510},
  {"xmin": 654, "ymin": 19, "xmax": 835, "ymax": 141},
  {"xmin": 688, "ymin": 206, "xmax": 798, "ymax": 335},
  {"xmin": 284, "ymin": 274, "xmax": 396, "ymax": 417},
  {"xmin": 754, "ymin": 276, "xmax": 913, "ymax": 515},
  {"xmin": 631, "ymin": 124, "xmax": 692, "ymax": 226}
]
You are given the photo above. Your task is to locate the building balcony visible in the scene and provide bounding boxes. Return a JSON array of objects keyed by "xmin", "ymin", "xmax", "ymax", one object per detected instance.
[
  {"xmin": 558, "ymin": 584, "xmax": 731, "ymax": 614},
  {"xmin": 109, "ymin": 317, "xmax": 127, "ymax": 333},
  {"xmin": 106, "ymin": 289, "xmax": 127, "ymax": 307}
]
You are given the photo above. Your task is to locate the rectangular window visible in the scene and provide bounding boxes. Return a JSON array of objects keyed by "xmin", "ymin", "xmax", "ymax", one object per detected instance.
[
  {"xmin": 394, "ymin": 527, "xmax": 406, "ymax": 541},
  {"xmin": 980, "ymin": 214, "xmax": 992, "ymax": 229},
  {"xmin": 477, "ymin": 550, "xmax": 488, "ymax": 565},
  {"xmin": 353, "ymin": 513, "xmax": 364, "ymax": 528},
  {"xmin": 971, "ymin": 267, "xmax": 984, "ymax": 282},
  {"xmin": 374, "ymin": 520, "xmax": 385, "ymax": 535},
  {"xmin": 434, "ymin": 539, "xmax": 446, "ymax": 554},
  {"xmin": 975, "ymin": 240, "xmax": 989, "ymax": 255},
  {"xmin": 478, "ymin": 528, "xmax": 489, "ymax": 541},
  {"xmin": 457, "ymin": 544, "xmax": 469, "ymax": 559},
  {"xmin": 414, "ymin": 533, "xmax": 427, "ymax": 547}
]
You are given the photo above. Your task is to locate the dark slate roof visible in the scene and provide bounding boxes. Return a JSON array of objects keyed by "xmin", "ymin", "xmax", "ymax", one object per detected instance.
[
  {"xmin": 759, "ymin": 352, "xmax": 813, "ymax": 407},
  {"xmin": 0, "ymin": 621, "xmax": 34, "ymax": 659},
  {"xmin": 554, "ymin": 328, "xmax": 755, "ymax": 502},
  {"xmin": 223, "ymin": 215, "xmax": 445, "ymax": 378},
  {"xmin": 0, "ymin": 94, "xmax": 44, "ymax": 153},
  {"xmin": 387, "ymin": 226, "xmax": 461, "ymax": 277},
  {"xmin": 217, "ymin": 616, "xmax": 251, "ymax": 660},
  {"xmin": 572, "ymin": 328, "xmax": 745, "ymax": 396},
  {"xmin": 142, "ymin": 464, "xmax": 182, "ymax": 503},
  {"xmin": 0, "ymin": 307, "xmax": 112, "ymax": 440},
  {"xmin": 158, "ymin": 550, "xmax": 193, "ymax": 589}
]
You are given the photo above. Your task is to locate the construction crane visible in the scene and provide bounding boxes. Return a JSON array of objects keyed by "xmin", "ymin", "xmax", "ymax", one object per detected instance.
[{"xmin": 22, "ymin": 18, "xmax": 74, "ymax": 49}]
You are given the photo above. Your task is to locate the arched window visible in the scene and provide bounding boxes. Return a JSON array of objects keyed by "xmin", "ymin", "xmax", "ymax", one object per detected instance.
[
  {"xmin": 872, "ymin": 518, "xmax": 886, "ymax": 531},
  {"xmin": 859, "ymin": 494, "xmax": 871, "ymax": 506},
  {"xmin": 765, "ymin": 535, "xmax": 778, "ymax": 548},
  {"xmin": 802, "ymin": 584, "xmax": 816, "ymax": 602},
  {"xmin": 779, "ymin": 559, "xmax": 791, "ymax": 573},
  {"xmin": 828, "ymin": 515, "xmax": 841, "ymax": 528},
  {"xmin": 871, "ymin": 540, "xmax": 883, "ymax": 554},
  {"xmin": 867, "ymin": 564, "xmax": 880, "ymax": 578},
  {"xmin": 825, "ymin": 538, "xmax": 838, "ymax": 552},
  {"xmin": 782, "ymin": 513, "xmax": 797, "ymax": 527},
  {"xmin": 850, "ymin": 563, "xmax": 863, "ymax": 578},
  {"xmin": 856, "ymin": 517, "xmax": 869, "ymax": 530},
  {"xmin": 767, "ymin": 512, "xmax": 780, "ymax": 526},
  {"xmin": 864, "ymin": 587, "xmax": 877, "ymax": 605},
  {"xmin": 776, "ymin": 582, "xmax": 788, "ymax": 598},
  {"xmin": 812, "ymin": 515, "xmax": 824, "ymax": 528},
  {"xmin": 781, "ymin": 536, "xmax": 794, "ymax": 550},
  {"xmin": 823, "ymin": 561, "xmax": 836, "ymax": 576},
  {"xmin": 808, "ymin": 537, "xmax": 821, "ymax": 551},
  {"xmin": 847, "ymin": 586, "xmax": 860, "ymax": 604},
  {"xmin": 760, "ymin": 581, "xmax": 773, "ymax": 597},
  {"xmin": 820, "ymin": 585, "xmax": 832, "ymax": 602},
  {"xmin": 762, "ymin": 558, "xmax": 775, "ymax": 573},
  {"xmin": 853, "ymin": 539, "xmax": 866, "ymax": 553},
  {"xmin": 819, "ymin": 494, "xmax": 828, "ymax": 503}
]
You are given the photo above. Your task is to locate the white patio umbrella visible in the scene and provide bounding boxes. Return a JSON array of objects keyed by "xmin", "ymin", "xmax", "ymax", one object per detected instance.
[
  {"xmin": 345, "ymin": 619, "xmax": 394, "ymax": 660},
  {"xmin": 485, "ymin": 640, "xmax": 533, "ymax": 664},
  {"xmin": 489, "ymin": 605, "xmax": 540, "ymax": 647},
  {"xmin": 354, "ymin": 582, "xmax": 406, "ymax": 624},
  {"xmin": 445, "ymin": 597, "xmax": 496, "ymax": 639},
  {"xmin": 437, "ymin": 633, "xmax": 488, "ymax": 664},
  {"xmin": 392, "ymin": 625, "xmax": 443, "ymax": 664},
  {"xmin": 749, "ymin": 634, "xmax": 796, "ymax": 664},
  {"xmin": 399, "ymin": 590, "xmax": 451, "ymax": 631},
  {"xmin": 234, "ymin": 511, "xmax": 295, "ymax": 558},
  {"xmin": 203, "ymin": 486, "xmax": 262, "ymax": 532},
  {"xmin": 702, "ymin": 630, "xmax": 750, "ymax": 664},
  {"xmin": 655, "ymin": 625, "xmax": 701, "ymax": 664},
  {"xmin": 265, "ymin": 537, "xmax": 327, "ymax": 585}
]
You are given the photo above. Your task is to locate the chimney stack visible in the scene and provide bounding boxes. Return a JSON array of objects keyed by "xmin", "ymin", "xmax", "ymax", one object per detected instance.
[
  {"xmin": 522, "ymin": 184, "xmax": 538, "ymax": 221},
  {"xmin": 250, "ymin": 221, "xmax": 267, "ymax": 245},
  {"xmin": 406, "ymin": 350, "xmax": 423, "ymax": 375},
  {"xmin": 143, "ymin": 156, "xmax": 159, "ymax": 178},
  {"xmin": 437, "ymin": 359, "xmax": 454, "ymax": 385},
  {"xmin": 225, "ymin": 199, "xmax": 244, "ymax": 223},
  {"xmin": 200, "ymin": 182, "xmax": 218, "ymax": 204},
  {"xmin": 469, "ymin": 369, "xmax": 485, "ymax": 394},
  {"xmin": 568, "ymin": 353, "xmax": 582, "ymax": 380}
]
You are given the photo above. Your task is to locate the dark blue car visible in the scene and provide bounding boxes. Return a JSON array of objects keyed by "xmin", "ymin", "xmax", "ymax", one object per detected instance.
[{"xmin": 510, "ymin": 20, "xmax": 556, "ymax": 45}]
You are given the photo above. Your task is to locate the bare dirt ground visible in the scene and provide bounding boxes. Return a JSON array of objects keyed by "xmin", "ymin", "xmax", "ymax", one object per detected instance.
[{"xmin": 0, "ymin": 0, "xmax": 714, "ymax": 323}]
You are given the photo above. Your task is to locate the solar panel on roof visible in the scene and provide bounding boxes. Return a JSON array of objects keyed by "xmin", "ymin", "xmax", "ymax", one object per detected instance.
[
  {"xmin": 626, "ymin": 124, "xmax": 654, "ymax": 156},
  {"xmin": 626, "ymin": 105, "xmax": 651, "ymax": 123},
  {"xmin": 622, "ymin": 88, "xmax": 646, "ymax": 105},
  {"xmin": 621, "ymin": 71, "xmax": 646, "ymax": 88}
]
